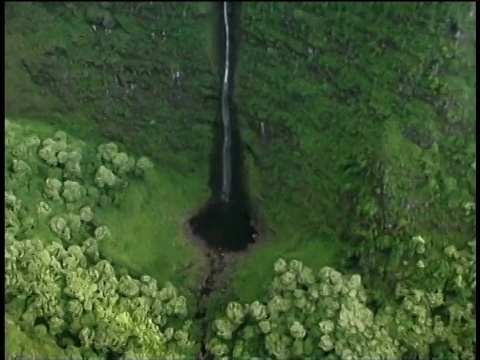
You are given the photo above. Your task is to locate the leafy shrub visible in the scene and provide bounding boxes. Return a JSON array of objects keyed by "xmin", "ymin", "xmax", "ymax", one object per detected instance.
[
  {"xmin": 209, "ymin": 250, "xmax": 475, "ymax": 359},
  {"xmin": 5, "ymin": 119, "xmax": 195, "ymax": 359}
]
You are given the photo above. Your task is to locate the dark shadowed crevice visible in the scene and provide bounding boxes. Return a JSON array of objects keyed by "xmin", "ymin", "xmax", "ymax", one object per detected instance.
[{"xmin": 189, "ymin": 2, "xmax": 258, "ymax": 254}]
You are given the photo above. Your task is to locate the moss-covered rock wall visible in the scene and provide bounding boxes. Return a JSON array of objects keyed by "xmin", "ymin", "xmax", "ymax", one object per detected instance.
[
  {"xmin": 6, "ymin": 2, "xmax": 218, "ymax": 173},
  {"xmin": 230, "ymin": 1, "xmax": 476, "ymax": 302}
]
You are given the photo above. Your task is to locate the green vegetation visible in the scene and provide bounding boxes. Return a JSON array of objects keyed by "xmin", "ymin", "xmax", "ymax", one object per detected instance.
[
  {"xmin": 227, "ymin": 1, "xmax": 476, "ymax": 306},
  {"xmin": 207, "ymin": 249, "xmax": 475, "ymax": 359},
  {"xmin": 6, "ymin": 119, "xmax": 203, "ymax": 358},
  {"xmin": 5, "ymin": 2, "xmax": 476, "ymax": 359},
  {"xmin": 6, "ymin": 316, "xmax": 82, "ymax": 360},
  {"xmin": 6, "ymin": 2, "xmax": 218, "ymax": 171},
  {"xmin": 97, "ymin": 167, "xmax": 208, "ymax": 288}
]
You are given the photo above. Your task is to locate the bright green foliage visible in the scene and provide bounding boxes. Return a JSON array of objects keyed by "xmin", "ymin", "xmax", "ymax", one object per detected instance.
[
  {"xmin": 94, "ymin": 225, "xmax": 111, "ymax": 240},
  {"xmin": 6, "ymin": 315, "xmax": 83, "ymax": 359},
  {"xmin": 226, "ymin": 302, "xmax": 246, "ymax": 325},
  {"xmin": 82, "ymin": 237, "xmax": 100, "ymax": 262},
  {"xmin": 376, "ymin": 235, "xmax": 477, "ymax": 359},
  {"xmin": 98, "ymin": 142, "xmax": 119, "ymax": 163},
  {"xmin": 157, "ymin": 282, "xmax": 178, "ymax": 301},
  {"xmin": 264, "ymin": 332, "xmax": 292, "ymax": 360},
  {"xmin": 79, "ymin": 205, "xmax": 94, "ymax": 222},
  {"xmin": 135, "ymin": 156, "xmax": 154, "ymax": 176},
  {"xmin": 111, "ymin": 152, "xmax": 136, "ymax": 176},
  {"xmin": 6, "ymin": 191, "xmax": 21, "ymax": 211},
  {"xmin": 11, "ymin": 158, "xmax": 32, "ymax": 183},
  {"xmin": 37, "ymin": 200, "xmax": 51, "ymax": 217},
  {"xmin": 210, "ymin": 250, "xmax": 475, "ymax": 359},
  {"xmin": 5, "ymin": 120, "xmax": 198, "ymax": 359},
  {"xmin": 165, "ymin": 296, "xmax": 189, "ymax": 317},
  {"xmin": 11, "ymin": 142, "xmax": 30, "ymax": 161},
  {"xmin": 25, "ymin": 134, "xmax": 41, "ymax": 148},
  {"xmin": 63, "ymin": 150, "xmax": 83, "ymax": 179},
  {"xmin": 139, "ymin": 275, "xmax": 158, "ymax": 297},
  {"xmin": 57, "ymin": 150, "xmax": 69, "ymax": 164},
  {"xmin": 289, "ymin": 321, "xmax": 306, "ymax": 340},
  {"xmin": 49, "ymin": 215, "xmax": 70, "ymax": 241},
  {"xmin": 7, "ymin": 206, "xmax": 197, "ymax": 359},
  {"xmin": 53, "ymin": 130, "xmax": 68, "ymax": 143},
  {"xmin": 38, "ymin": 140, "xmax": 59, "ymax": 166},
  {"xmin": 43, "ymin": 178, "xmax": 63, "ymax": 202},
  {"xmin": 62, "ymin": 180, "xmax": 85, "ymax": 203},
  {"xmin": 212, "ymin": 318, "xmax": 236, "ymax": 341},
  {"xmin": 95, "ymin": 165, "xmax": 118, "ymax": 188},
  {"xmin": 117, "ymin": 275, "xmax": 140, "ymax": 298},
  {"xmin": 208, "ymin": 337, "xmax": 230, "ymax": 358}
]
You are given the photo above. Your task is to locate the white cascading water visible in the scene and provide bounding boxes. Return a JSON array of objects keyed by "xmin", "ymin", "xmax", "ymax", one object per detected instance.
[{"xmin": 220, "ymin": 1, "xmax": 232, "ymax": 203}]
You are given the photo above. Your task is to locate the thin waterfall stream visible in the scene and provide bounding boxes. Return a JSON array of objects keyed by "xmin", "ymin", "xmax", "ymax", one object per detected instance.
[
  {"xmin": 221, "ymin": 1, "xmax": 232, "ymax": 203},
  {"xmin": 191, "ymin": 3, "xmax": 258, "ymax": 359}
]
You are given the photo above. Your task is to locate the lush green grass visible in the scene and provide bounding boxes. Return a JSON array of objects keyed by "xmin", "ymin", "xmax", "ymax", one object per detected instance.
[{"xmin": 97, "ymin": 165, "xmax": 210, "ymax": 290}]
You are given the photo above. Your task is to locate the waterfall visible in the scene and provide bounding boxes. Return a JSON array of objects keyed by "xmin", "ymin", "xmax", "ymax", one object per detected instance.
[
  {"xmin": 220, "ymin": 1, "xmax": 232, "ymax": 203},
  {"xmin": 189, "ymin": 2, "xmax": 257, "ymax": 253}
]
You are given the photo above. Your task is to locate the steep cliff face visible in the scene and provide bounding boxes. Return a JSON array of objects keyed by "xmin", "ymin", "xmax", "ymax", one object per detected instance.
[
  {"xmin": 231, "ymin": 2, "xmax": 476, "ymax": 303},
  {"xmin": 6, "ymin": 2, "xmax": 218, "ymax": 175}
]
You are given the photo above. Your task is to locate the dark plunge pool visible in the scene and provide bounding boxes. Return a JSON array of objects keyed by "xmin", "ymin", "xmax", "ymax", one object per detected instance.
[{"xmin": 189, "ymin": 199, "xmax": 257, "ymax": 252}]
